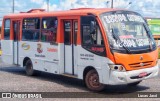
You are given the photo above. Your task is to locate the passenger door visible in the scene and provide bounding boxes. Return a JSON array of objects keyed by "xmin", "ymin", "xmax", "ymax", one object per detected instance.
[
  {"xmin": 12, "ymin": 20, "xmax": 20, "ymax": 65},
  {"xmin": 63, "ymin": 20, "xmax": 78, "ymax": 75}
]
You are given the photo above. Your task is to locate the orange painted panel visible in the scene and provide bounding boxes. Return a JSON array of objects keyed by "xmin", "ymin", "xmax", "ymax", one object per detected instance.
[{"xmin": 114, "ymin": 49, "xmax": 158, "ymax": 71}]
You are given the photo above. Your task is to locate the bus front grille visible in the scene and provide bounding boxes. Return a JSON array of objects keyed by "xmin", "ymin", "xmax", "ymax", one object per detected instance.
[{"xmin": 129, "ymin": 61, "xmax": 153, "ymax": 68}]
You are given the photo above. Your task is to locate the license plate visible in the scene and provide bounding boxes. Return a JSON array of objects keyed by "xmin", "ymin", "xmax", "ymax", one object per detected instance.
[{"xmin": 139, "ymin": 72, "xmax": 147, "ymax": 78}]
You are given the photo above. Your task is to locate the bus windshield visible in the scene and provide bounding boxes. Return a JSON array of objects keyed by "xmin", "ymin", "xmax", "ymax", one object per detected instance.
[{"xmin": 100, "ymin": 11, "xmax": 156, "ymax": 54}]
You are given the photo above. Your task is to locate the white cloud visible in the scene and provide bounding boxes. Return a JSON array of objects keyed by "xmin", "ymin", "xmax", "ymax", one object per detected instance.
[
  {"xmin": 47, "ymin": 0, "xmax": 110, "ymax": 10},
  {"xmin": 138, "ymin": 2, "xmax": 144, "ymax": 7},
  {"xmin": 41, "ymin": 2, "xmax": 58, "ymax": 11},
  {"xmin": 30, "ymin": 0, "xmax": 44, "ymax": 5},
  {"xmin": 15, "ymin": 1, "xmax": 24, "ymax": 8},
  {"xmin": 46, "ymin": 0, "xmax": 133, "ymax": 11}
]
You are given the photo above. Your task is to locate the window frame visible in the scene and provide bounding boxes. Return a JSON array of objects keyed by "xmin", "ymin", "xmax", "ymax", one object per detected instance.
[
  {"xmin": 41, "ymin": 17, "xmax": 58, "ymax": 44},
  {"xmin": 63, "ymin": 20, "xmax": 72, "ymax": 45},
  {"xmin": 81, "ymin": 16, "xmax": 104, "ymax": 46},
  {"xmin": 80, "ymin": 16, "xmax": 106, "ymax": 56},
  {"xmin": 22, "ymin": 17, "xmax": 41, "ymax": 42},
  {"xmin": 4, "ymin": 19, "xmax": 11, "ymax": 40}
]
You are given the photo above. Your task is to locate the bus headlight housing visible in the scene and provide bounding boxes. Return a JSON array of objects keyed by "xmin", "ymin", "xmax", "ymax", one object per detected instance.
[{"xmin": 108, "ymin": 64, "xmax": 126, "ymax": 72}]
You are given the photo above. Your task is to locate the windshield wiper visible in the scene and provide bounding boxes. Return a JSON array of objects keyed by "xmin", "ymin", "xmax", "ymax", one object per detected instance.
[{"xmin": 111, "ymin": 28, "xmax": 132, "ymax": 54}]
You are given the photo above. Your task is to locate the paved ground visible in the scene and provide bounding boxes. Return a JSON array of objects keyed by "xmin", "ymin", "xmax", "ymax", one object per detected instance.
[{"xmin": 0, "ymin": 57, "xmax": 160, "ymax": 101}]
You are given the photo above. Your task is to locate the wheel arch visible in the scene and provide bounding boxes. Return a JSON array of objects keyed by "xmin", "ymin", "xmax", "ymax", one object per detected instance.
[
  {"xmin": 83, "ymin": 66, "xmax": 105, "ymax": 91},
  {"xmin": 83, "ymin": 66, "xmax": 97, "ymax": 81},
  {"xmin": 23, "ymin": 57, "xmax": 30, "ymax": 67},
  {"xmin": 82, "ymin": 66, "xmax": 103, "ymax": 84}
]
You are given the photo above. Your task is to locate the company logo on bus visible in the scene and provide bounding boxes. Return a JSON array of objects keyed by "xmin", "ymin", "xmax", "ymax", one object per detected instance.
[
  {"xmin": 37, "ymin": 43, "xmax": 43, "ymax": 53},
  {"xmin": 47, "ymin": 48, "xmax": 57, "ymax": 52},
  {"xmin": 140, "ymin": 63, "xmax": 144, "ymax": 67},
  {"xmin": 91, "ymin": 47, "xmax": 104, "ymax": 52},
  {"xmin": 22, "ymin": 43, "xmax": 30, "ymax": 50},
  {"xmin": 140, "ymin": 56, "xmax": 143, "ymax": 60}
]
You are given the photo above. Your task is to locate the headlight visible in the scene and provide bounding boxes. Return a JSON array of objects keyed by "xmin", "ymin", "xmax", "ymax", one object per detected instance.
[{"xmin": 108, "ymin": 64, "xmax": 126, "ymax": 72}]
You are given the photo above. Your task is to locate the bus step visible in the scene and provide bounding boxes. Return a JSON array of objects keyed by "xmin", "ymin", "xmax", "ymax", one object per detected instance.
[{"xmin": 61, "ymin": 73, "xmax": 78, "ymax": 78}]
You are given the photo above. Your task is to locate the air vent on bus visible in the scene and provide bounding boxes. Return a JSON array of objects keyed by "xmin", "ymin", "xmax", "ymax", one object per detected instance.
[{"xmin": 20, "ymin": 9, "xmax": 45, "ymax": 13}]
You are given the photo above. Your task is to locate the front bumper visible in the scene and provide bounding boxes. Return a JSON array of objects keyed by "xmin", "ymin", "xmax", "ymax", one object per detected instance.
[{"xmin": 108, "ymin": 63, "xmax": 159, "ymax": 85}]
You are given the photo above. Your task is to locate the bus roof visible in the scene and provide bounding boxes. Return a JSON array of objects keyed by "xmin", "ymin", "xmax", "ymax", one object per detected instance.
[{"xmin": 3, "ymin": 8, "xmax": 128, "ymax": 19}]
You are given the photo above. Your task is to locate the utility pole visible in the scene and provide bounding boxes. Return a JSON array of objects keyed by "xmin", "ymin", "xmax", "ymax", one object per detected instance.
[
  {"xmin": 12, "ymin": 0, "xmax": 15, "ymax": 13},
  {"xmin": 47, "ymin": 0, "xmax": 49, "ymax": 12},
  {"xmin": 111, "ymin": 0, "xmax": 113, "ymax": 8}
]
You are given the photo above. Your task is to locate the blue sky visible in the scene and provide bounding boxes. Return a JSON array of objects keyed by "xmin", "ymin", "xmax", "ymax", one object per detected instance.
[{"xmin": 0, "ymin": 0, "xmax": 160, "ymax": 26}]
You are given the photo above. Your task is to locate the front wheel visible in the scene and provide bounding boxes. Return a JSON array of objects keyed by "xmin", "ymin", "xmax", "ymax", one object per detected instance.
[{"xmin": 85, "ymin": 69, "xmax": 105, "ymax": 91}]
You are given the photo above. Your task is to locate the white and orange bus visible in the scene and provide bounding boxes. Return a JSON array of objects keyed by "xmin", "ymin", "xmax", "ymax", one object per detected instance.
[{"xmin": 1, "ymin": 8, "xmax": 159, "ymax": 91}]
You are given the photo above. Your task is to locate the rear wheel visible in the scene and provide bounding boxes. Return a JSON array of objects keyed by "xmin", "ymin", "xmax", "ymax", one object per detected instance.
[
  {"xmin": 85, "ymin": 69, "xmax": 105, "ymax": 91},
  {"xmin": 127, "ymin": 81, "xmax": 142, "ymax": 86},
  {"xmin": 25, "ymin": 59, "xmax": 35, "ymax": 76}
]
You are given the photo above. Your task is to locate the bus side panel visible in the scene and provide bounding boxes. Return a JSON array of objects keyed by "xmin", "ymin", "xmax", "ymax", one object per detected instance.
[
  {"xmin": 1, "ymin": 40, "xmax": 13, "ymax": 64},
  {"xmin": 58, "ymin": 43, "xmax": 65, "ymax": 74},
  {"xmin": 19, "ymin": 41, "xmax": 59, "ymax": 74},
  {"xmin": 76, "ymin": 45, "xmax": 111, "ymax": 84},
  {"xmin": 42, "ymin": 42, "xmax": 59, "ymax": 74},
  {"xmin": 19, "ymin": 41, "xmax": 44, "ymax": 70}
]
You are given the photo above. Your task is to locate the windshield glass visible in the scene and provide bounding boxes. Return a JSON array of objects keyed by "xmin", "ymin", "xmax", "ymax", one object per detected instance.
[{"xmin": 100, "ymin": 11, "xmax": 156, "ymax": 53}]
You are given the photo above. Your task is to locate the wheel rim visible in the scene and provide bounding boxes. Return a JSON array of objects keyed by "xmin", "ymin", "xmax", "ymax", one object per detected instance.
[{"xmin": 88, "ymin": 73, "xmax": 101, "ymax": 88}]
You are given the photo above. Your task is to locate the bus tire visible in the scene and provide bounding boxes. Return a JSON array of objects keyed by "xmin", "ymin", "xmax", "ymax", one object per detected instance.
[
  {"xmin": 25, "ymin": 59, "xmax": 35, "ymax": 76},
  {"xmin": 127, "ymin": 81, "xmax": 142, "ymax": 86},
  {"xmin": 85, "ymin": 69, "xmax": 105, "ymax": 91}
]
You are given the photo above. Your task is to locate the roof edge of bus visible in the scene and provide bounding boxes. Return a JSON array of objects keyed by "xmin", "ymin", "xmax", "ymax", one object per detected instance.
[
  {"xmin": 2, "ymin": 8, "xmax": 132, "ymax": 18},
  {"xmin": 70, "ymin": 8, "xmax": 95, "ymax": 10}
]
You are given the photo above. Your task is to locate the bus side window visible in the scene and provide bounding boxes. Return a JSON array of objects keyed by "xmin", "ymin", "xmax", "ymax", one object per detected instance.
[
  {"xmin": 41, "ymin": 17, "xmax": 57, "ymax": 43},
  {"xmin": 4, "ymin": 19, "xmax": 10, "ymax": 40},
  {"xmin": 22, "ymin": 18, "xmax": 40, "ymax": 41},
  {"xmin": 81, "ymin": 16, "xmax": 106, "ymax": 56},
  {"xmin": 81, "ymin": 16, "xmax": 104, "ymax": 46}
]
